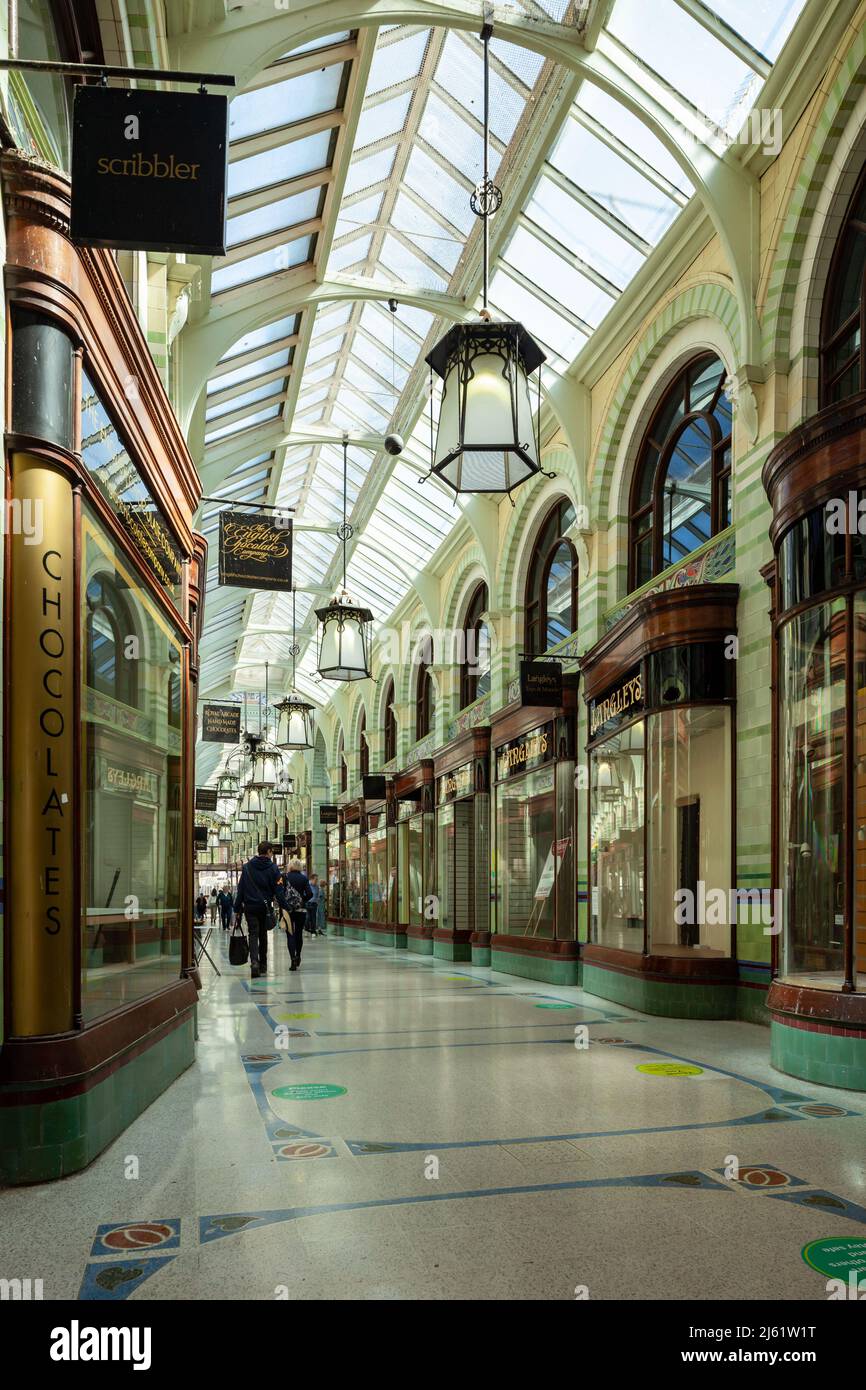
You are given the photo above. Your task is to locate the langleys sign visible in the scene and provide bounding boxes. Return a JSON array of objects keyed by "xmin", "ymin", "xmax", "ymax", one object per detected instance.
[
  {"xmin": 70, "ymin": 87, "xmax": 229, "ymax": 255},
  {"xmin": 589, "ymin": 670, "xmax": 643, "ymax": 739},
  {"xmin": 219, "ymin": 511, "xmax": 293, "ymax": 591}
]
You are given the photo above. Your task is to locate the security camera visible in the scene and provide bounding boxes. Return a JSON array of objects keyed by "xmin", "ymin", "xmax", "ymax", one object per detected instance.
[{"xmin": 384, "ymin": 433, "xmax": 404, "ymax": 456}]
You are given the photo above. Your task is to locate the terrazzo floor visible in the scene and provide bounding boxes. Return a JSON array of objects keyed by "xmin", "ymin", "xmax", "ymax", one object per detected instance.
[{"xmin": 3, "ymin": 932, "xmax": 865, "ymax": 1301}]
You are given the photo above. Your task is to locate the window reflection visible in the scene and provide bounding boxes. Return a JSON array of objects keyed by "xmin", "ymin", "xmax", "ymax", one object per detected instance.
[{"xmin": 590, "ymin": 723, "xmax": 645, "ymax": 951}]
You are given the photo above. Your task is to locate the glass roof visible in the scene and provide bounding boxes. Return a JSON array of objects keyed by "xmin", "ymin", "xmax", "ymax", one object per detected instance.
[{"xmin": 193, "ymin": 2, "xmax": 810, "ymax": 729}]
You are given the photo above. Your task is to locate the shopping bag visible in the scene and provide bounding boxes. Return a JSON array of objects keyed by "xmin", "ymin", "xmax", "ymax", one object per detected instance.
[{"xmin": 229, "ymin": 918, "xmax": 250, "ymax": 966}]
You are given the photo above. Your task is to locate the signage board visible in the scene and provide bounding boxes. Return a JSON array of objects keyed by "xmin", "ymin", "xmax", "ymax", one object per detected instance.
[
  {"xmin": 361, "ymin": 774, "xmax": 387, "ymax": 801},
  {"xmin": 589, "ymin": 668, "xmax": 644, "ymax": 740},
  {"xmin": 195, "ymin": 787, "xmax": 218, "ymax": 812},
  {"xmin": 104, "ymin": 762, "xmax": 159, "ymax": 800},
  {"xmin": 201, "ymin": 702, "xmax": 242, "ymax": 743},
  {"xmin": 319, "ymin": 805, "xmax": 339, "ymax": 825},
  {"xmin": 219, "ymin": 510, "xmax": 293, "ymax": 591},
  {"xmin": 71, "ymin": 86, "xmax": 229, "ymax": 255},
  {"xmin": 495, "ymin": 723, "xmax": 554, "ymax": 782},
  {"xmin": 193, "ymin": 826, "xmax": 208, "ymax": 847},
  {"xmin": 520, "ymin": 659, "xmax": 562, "ymax": 707},
  {"xmin": 283, "ymin": 834, "xmax": 298, "ymax": 850},
  {"xmin": 437, "ymin": 761, "xmax": 473, "ymax": 805}
]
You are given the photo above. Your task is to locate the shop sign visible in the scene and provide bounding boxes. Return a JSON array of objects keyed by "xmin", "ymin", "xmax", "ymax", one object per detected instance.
[
  {"xmin": 495, "ymin": 723, "xmax": 553, "ymax": 781},
  {"xmin": 195, "ymin": 787, "xmax": 219, "ymax": 812},
  {"xmin": 589, "ymin": 669, "xmax": 643, "ymax": 739},
  {"xmin": 437, "ymin": 761, "xmax": 473, "ymax": 804},
  {"xmin": 397, "ymin": 797, "xmax": 420, "ymax": 821},
  {"xmin": 193, "ymin": 826, "xmax": 208, "ymax": 847},
  {"xmin": 105, "ymin": 763, "xmax": 159, "ymax": 800},
  {"xmin": 71, "ymin": 86, "xmax": 229, "ymax": 255},
  {"xmin": 362, "ymin": 774, "xmax": 387, "ymax": 800},
  {"xmin": 319, "ymin": 805, "xmax": 339, "ymax": 825},
  {"xmin": 519, "ymin": 659, "xmax": 562, "ymax": 707},
  {"xmin": 201, "ymin": 702, "xmax": 241, "ymax": 743},
  {"xmin": 283, "ymin": 834, "xmax": 298, "ymax": 850},
  {"xmin": 219, "ymin": 510, "xmax": 293, "ymax": 591}
]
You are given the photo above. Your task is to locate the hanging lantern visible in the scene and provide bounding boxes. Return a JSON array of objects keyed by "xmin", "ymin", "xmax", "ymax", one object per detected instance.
[
  {"xmin": 218, "ymin": 821, "xmax": 232, "ymax": 845},
  {"xmin": 217, "ymin": 770, "xmax": 240, "ymax": 802},
  {"xmin": 207, "ymin": 827, "xmax": 219, "ymax": 850},
  {"xmin": 424, "ymin": 319, "xmax": 546, "ymax": 494},
  {"xmin": 242, "ymin": 782, "xmax": 270, "ymax": 816},
  {"xmin": 276, "ymin": 588, "xmax": 316, "ymax": 746},
  {"xmin": 316, "ymin": 437, "xmax": 374, "ymax": 681}
]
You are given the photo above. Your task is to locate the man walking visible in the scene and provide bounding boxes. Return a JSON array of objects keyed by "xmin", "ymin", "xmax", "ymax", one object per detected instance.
[
  {"xmin": 217, "ymin": 884, "xmax": 233, "ymax": 930},
  {"xmin": 233, "ymin": 842, "xmax": 289, "ymax": 979}
]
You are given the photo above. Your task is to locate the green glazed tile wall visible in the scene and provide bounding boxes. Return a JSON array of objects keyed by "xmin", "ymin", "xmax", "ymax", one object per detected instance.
[
  {"xmin": 770, "ymin": 1020, "xmax": 866, "ymax": 1092},
  {"xmin": 490, "ymin": 950, "xmax": 579, "ymax": 985}
]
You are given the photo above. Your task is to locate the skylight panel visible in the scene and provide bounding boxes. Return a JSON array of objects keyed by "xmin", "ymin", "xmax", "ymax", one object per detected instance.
[
  {"xmin": 226, "ymin": 187, "xmax": 321, "ymax": 248},
  {"xmin": 490, "ymin": 35, "xmax": 544, "ymax": 88},
  {"xmin": 404, "ymin": 147, "xmax": 475, "ymax": 234},
  {"xmin": 702, "ymin": 0, "xmax": 806, "ymax": 62},
  {"xmin": 228, "ymin": 131, "xmax": 332, "ymax": 198},
  {"xmin": 419, "ymin": 93, "xmax": 501, "ymax": 184},
  {"xmin": 286, "ymin": 32, "xmax": 352, "ymax": 57},
  {"xmin": 208, "ymin": 349, "xmax": 291, "ymax": 395},
  {"xmin": 575, "ymin": 87, "xmax": 694, "ymax": 197},
  {"xmin": 311, "ymin": 302, "xmax": 353, "ymax": 334},
  {"xmin": 206, "ymin": 381, "xmax": 284, "ymax": 422},
  {"xmin": 489, "ymin": 267, "xmax": 588, "ymax": 362},
  {"xmin": 607, "ymin": 0, "xmax": 761, "ymax": 137},
  {"xmin": 392, "ymin": 192, "xmax": 462, "ymax": 273},
  {"xmin": 343, "ymin": 356, "xmax": 395, "ymax": 402},
  {"xmin": 378, "ymin": 233, "xmax": 448, "ymax": 290},
  {"xmin": 366, "ymin": 29, "xmax": 430, "ymax": 96},
  {"xmin": 503, "ymin": 225, "xmax": 616, "ymax": 328},
  {"xmin": 343, "ymin": 145, "xmax": 397, "ymax": 198},
  {"xmin": 435, "ymin": 33, "xmax": 526, "ymax": 146},
  {"xmin": 551, "ymin": 121, "xmax": 680, "ymax": 244},
  {"xmin": 221, "ymin": 315, "xmax": 297, "ymax": 361},
  {"xmin": 229, "ymin": 65, "xmax": 344, "ymax": 141},
  {"xmin": 205, "ymin": 405, "xmax": 281, "ymax": 444},
  {"xmin": 328, "ymin": 231, "xmax": 373, "ymax": 272},
  {"xmin": 359, "ymin": 304, "xmax": 419, "ymax": 366},
  {"xmin": 335, "ymin": 190, "xmax": 384, "ymax": 238},
  {"xmin": 307, "ymin": 332, "xmax": 345, "ymax": 365},
  {"xmin": 528, "ymin": 176, "xmax": 644, "ymax": 289},
  {"xmin": 349, "ymin": 336, "xmax": 409, "ymax": 391},
  {"xmin": 355, "ymin": 91, "xmax": 412, "ymax": 149},
  {"xmin": 211, "ymin": 236, "xmax": 313, "ymax": 293}
]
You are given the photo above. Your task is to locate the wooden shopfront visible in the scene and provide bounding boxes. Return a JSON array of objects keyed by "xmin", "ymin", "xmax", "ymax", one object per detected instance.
[{"xmin": 432, "ymin": 729, "xmax": 490, "ymax": 962}]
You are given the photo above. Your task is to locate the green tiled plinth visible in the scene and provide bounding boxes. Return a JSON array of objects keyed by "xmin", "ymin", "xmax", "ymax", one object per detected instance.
[
  {"xmin": 365, "ymin": 928, "xmax": 407, "ymax": 949},
  {"xmin": 0, "ymin": 1015, "xmax": 195, "ymax": 1184},
  {"xmin": 491, "ymin": 949, "xmax": 579, "ymax": 985},
  {"xmin": 343, "ymin": 925, "xmax": 365, "ymax": 941},
  {"xmin": 407, "ymin": 936, "xmax": 434, "ymax": 956},
  {"xmin": 737, "ymin": 984, "xmax": 770, "ymax": 1025},
  {"xmin": 433, "ymin": 939, "xmax": 471, "ymax": 961},
  {"xmin": 770, "ymin": 1019, "xmax": 866, "ymax": 1092},
  {"xmin": 471, "ymin": 945, "xmax": 491, "ymax": 966},
  {"xmin": 581, "ymin": 963, "xmax": 736, "ymax": 1018},
  {"xmin": 328, "ymin": 922, "xmax": 344, "ymax": 936}
]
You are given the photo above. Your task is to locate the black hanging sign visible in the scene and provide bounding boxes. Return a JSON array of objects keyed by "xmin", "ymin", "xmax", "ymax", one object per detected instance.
[
  {"xmin": 520, "ymin": 659, "xmax": 563, "ymax": 707},
  {"xmin": 201, "ymin": 702, "xmax": 242, "ymax": 743},
  {"xmin": 218, "ymin": 511, "xmax": 293, "ymax": 591},
  {"xmin": 70, "ymin": 86, "xmax": 229, "ymax": 255},
  {"xmin": 193, "ymin": 826, "xmax": 208, "ymax": 847},
  {"xmin": 283, "ymin": 834, "xmax": 297, "ymax": 850},
  {"xmin": 319, "ymin": 805, "xmax": 339, "ymax": 825},
  {"xmin": 195, "ymin": 787, "xmax": 218, "ymax": 812}
]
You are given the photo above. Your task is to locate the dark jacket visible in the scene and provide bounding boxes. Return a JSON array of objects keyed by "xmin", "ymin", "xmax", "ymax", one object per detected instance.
[
  {"xmin": 234, "ymin": 856, "xmax": 288, "ymax": 915},
  {"xmin": 286, "ymin": 869, "xmax": 312, "ymax": 917}
]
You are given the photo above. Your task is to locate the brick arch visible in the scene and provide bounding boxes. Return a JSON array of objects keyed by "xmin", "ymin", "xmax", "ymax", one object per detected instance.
[
  {"xmin": 441, "ymin": 548, "xmax": 490, "ymax": 632},
  {"xmin": 590, "ymin": 280, "xmax": 740, "ymax": 525}
]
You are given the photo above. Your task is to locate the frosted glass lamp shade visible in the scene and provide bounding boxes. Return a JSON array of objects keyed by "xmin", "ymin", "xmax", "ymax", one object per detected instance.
[
  {"xmin": 425, "ymin": 319, "xmax": 545, "ymax": 495},
  {"xmin": 316, "ymin": 593, "xmax": 373, "ymax": 681},
  {"xmin": 274, "ymin": 694, "xmax": 314, "ymax": 750}
]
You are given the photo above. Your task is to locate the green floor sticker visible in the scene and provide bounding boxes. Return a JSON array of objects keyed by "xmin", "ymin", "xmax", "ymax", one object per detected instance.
[
  {"xmin": 534, "ymin": 1002, "xmax": 575, "ymax": 1010},
  {"xmin": 802, "ymin": 1238, "xmax": 866, "ymax": 1288},
  {"xmin": 636, "ymin": 1062, "xmax": 703, "ymax": 1077},
  {"xmin": 272, "ymin": 1083, "xmax": 347, "ymax": 1101},
  {"xmin": 276, "ymin": 1012, "xmax": 320, "ymax": 1020}
]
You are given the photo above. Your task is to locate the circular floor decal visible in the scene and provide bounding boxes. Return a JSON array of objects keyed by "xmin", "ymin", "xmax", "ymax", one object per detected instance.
[
  {"xmin": 737, "ymin": 1166, "xmax": 790, "ymax": 1187},
  {"xmin": 102, "ymin": 1223, "xmax": 174, "ymax": 1251},
  {"xmin": 534, "ymin": 1002, "xmax": 575, "ymax": 1010},
  {"xmin": 802, "ymin": 1237, "xmax": 866, "ymax": 1283},
  {"xmin": 798, "ymin": 1103, "xmax": 848, "ymax": 1117},
  {"xmin": 275, "ymin": 1012, "xmax": 320, "ymax": 1021},
  {"xmin": 278, "ymin": 1141, "xmax": 331, "ymax": 1158},
  {"xmin": 272, "ymin": 1083, "xmax": 347, "ymax": 1101},
  {"xmin": 636, "ymin": 1062, "xmax": 704, "ymax": 1077}
]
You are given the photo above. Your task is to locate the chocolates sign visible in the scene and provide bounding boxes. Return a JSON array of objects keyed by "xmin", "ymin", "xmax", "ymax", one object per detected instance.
[
  {"xmin": 589, "ymin": 670, "xmax": 643, "ymax": 738},
  {"xmin": 495, "ymin": 724, "xmax": 553, "ymax": 781},
  {"xmin": 219, "ymin": 511, "xmax": 293, "ymax": 591},
  {"xmin": 201, "ymin": 702, "xmax": 242, "ymax": 743}
]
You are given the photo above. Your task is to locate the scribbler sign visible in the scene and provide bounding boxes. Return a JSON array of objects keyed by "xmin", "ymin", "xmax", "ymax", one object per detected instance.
[
  {"xmin": 219, "ymin": 510, "xmax": 293, "ymax": 591},
  {"xmin": 70, "ymin": 86, "xmax": 229, "ymax": 255}
]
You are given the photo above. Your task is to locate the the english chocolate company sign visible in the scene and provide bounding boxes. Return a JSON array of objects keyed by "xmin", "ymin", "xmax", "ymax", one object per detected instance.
[{"xmin": 70, "ymin": 86, "xmax": 229, "ymax": 255}]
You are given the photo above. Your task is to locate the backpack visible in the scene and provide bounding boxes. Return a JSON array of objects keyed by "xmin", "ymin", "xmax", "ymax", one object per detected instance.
[{"xmin": 283, "ymin": 883, "xmax": 304, "ymax": 914}]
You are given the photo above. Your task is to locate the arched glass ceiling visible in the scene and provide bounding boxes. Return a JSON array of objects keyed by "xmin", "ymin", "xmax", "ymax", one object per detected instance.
[{"xmin": 192, "ymin": 0, "xmax": 809, "ymax": 758}]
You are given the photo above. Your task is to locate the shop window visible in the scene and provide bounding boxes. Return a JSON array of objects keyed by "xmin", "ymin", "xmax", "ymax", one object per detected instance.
[
  {"xmin": 628, "ymin": 355, "xmax": 732, "ymax": 590},
  {"xmin": 590, "ymin": 723, "xmax": 646, "ymax": 952},
  {"xmin": 86, "ymin": 573, "xmax": 137, "ymax": 707},
  {"xmin": 81, "ymin": 507, "xmax": 184, "ymax": 1022},
  {"xmin": 359, "ymin": 710, "xmax": 369, "ymax": 778},
  {"xmin": 383, "ymin": 678, "xmax": 396, "ymax": 763},
  {"xmin": 460, "ymin": 581, "xmax": 491, "ymax": 708},
  {"xmin": 525, "ymin": 498, "xmax": 578, "ymax": 654},
  {"xmin": 415, "ymin": 638, "xmax": 435, "ymax": 739},
  {"xmin": 820, "ymin": 163, "xmax": 866, "ymax": 406}
]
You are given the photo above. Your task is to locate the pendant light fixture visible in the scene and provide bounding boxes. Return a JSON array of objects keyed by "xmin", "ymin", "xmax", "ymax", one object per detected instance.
[
  {"xmin": 316, "ymin": 434, "xmax": 373, "ymax": 681},
  {"xmin": 275, "ymin": 588, "xmax": 315, "ymax": 749},
  {"xmin": 423, "ymin": 23, "xmax": 550, "ymax": 497}
]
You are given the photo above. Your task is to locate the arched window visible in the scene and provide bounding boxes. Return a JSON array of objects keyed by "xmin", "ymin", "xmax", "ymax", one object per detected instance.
[
  {"xmin": 167, "ymin": 669, "xmax": 181, "ymax": 729},
  {"xmin": 415, "ymin": 637, "xmax": 435, "ymax": 739},
  {"xmin": 383, "ymin": 679, "xmax": 397, "ymax": 763},
  {"xmin": 820, "ymin": 164, "xmax": 866, "ymax": 406},
  {"xmin": 86, "ymin": 573, "xmax": 136, "ymax": 705},
  {"xmin": 460, "ymin": 581, "xmax": 491, "ymax": 709},
  {"xmin": 338, "ymin": 732, "xmax": 347, "ymax": 794},
  {"xmin": 358, "ymin": 710, "xmax": 369, "ymax": 778},
  {"xmin": 628, "ymin": 354, "xmax": 732, "ymax": 590},
  {"xmin": 525, "ymin": 498, "xmax": 578, "ymax": 654}
]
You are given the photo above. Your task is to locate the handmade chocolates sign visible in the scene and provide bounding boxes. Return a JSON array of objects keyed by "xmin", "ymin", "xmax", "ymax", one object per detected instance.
[
  {"xmin": 219, "ymin": 511, "xmax": 293, "ymax": 591},
  {"xmin": 71, "ymin": 86, "xmax": 229, "ymax": 254}
]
